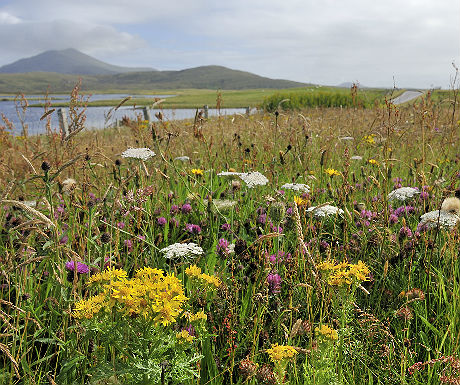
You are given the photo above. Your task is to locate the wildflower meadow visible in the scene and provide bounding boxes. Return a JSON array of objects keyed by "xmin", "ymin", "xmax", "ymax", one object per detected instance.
[{"xmin": 1, "ymin": 85, "xmax": 460, "ymax": 385}]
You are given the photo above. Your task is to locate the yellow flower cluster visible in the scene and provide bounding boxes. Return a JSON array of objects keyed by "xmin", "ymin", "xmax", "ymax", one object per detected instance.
[
  {"xmin": 87, "ymin": 267, "xmax": 128, "ymax": 285},
  {"xmin": 324, "ymin": 168, "xmax": 341, "ymax": 177},
  {"xmin": 362, "ymin": 134, "xmax": 375, "ymax": 144},
  {"xmin": 176, "ymin": 329, "xmax": 194, "ymax": 343},
  {"xmin": 185, "ymin": 265, "xmax": 221, "ymax": 288},
  {"xmin": 184, "ymin": 310, "xmax": 207, "ymax": 322},
  {"xmin": 317, "ymin": 260, "xmax": 370, "ymax": 286},
  {"xmin": 368, "ymin": 159, "xmax": 379, "ymax": 166},
  {"xmin": 315, "ymin": 325, "xmax": 338, "ymax": 340},
  {"xmin": 72, "ymin": 293, "xmax": 107, "ymax": 319},
  {"xmin": 191, "ymin": 168, "xmax": 204, "ymax": 176},
  {"xmin": 294, "ymin": 196, "xmax": 309, "ymax": 207},
  {"xmin": 266, "ymin": 344, "xmax": 298, "ymax": 362},
  {"xmin": 73, "ymin": 267, "xmax": 188, "ymax": 326}
]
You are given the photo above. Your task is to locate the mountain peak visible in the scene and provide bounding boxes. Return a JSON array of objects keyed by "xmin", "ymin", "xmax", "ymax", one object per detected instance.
[{"xmin": 0, "ymin": 49, "xmax": 155, "ymax": 75}]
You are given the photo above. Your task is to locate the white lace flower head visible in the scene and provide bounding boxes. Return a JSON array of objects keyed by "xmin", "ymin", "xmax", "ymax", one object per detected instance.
[
  {"xmin": 306, "ymin": 205, "xmax": 344, "ymax": 218},
  {"xmin": 212, "ymin": 199, "xmax": 237, "ymax": 213},
  {"xmin": 217, "ymin": 171, "xmax": 244, "ymax": 178},
  {"xmin": 174, "ymin": 156, "xmax": 190, "ymax": 162},
  {"xmin": 160, "ymin": 242, "xmax": 204, "ymax": 260},
  {"xmin": 121, "ymin": 147, "xmax": 156, "ymax": 161},
  {"xmin": 239, "ymin": 172, "xmax": 269, "ymax": 188},
  {"xmin": 388, "ymin": 187, "xmax": 420, "ymax": 202},
  {"xmin": 419, "ymin": 210, "xmax": 459, "ymax": 230},
  {"xmin": 280, "ymin": 183, "xmax": 310, "ymax": 193}
]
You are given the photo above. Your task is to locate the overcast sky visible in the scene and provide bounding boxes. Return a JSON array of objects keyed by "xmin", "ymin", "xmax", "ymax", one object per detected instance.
[{"xmin": 0, "ymin": 0, "xmax": 459, "ymax": 88}]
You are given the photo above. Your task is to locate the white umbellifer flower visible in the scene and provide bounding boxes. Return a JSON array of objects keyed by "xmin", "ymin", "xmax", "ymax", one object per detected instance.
[
  {"xmin": 174, "ymin": 156, "xmax": 190, "ymax": 162},
  {"xmin": 121, "ymin": 147, "xmax": 156, "ymax": 161},
  {"xmin": 306, "ymin": 205, "xmax": 344, "ymax": 218},
  {"xmin": 419, "ymin": 210, "xmax": 460, "ymax": 230},
  {"xmin": 228, "ymin": 243, "xmax": 235, "ymax": 254},
  {"xmin": 217, "ymin": 171, "xmax": 244, "ymax": 178},
  {"xmin": 239, "ymin": 172, "xmax": 269, "ymax": 188},
  {"xmin": 388, "ymin": 187, "xmax": 420, "ymax": 201},
  {"xmin": 212, "ymin": 199, "xmax": 237, "ymax": 212},
  {"xmin": 351, "ymin": 156, "xmax": 363, "ymax": 160},
  {"xmin": 160, "ymin": 242, "xmax": 204, "ymax": 260},
  {"xmin": 280, "ymin": 183, "xmax": 310, "ymax": 193}
]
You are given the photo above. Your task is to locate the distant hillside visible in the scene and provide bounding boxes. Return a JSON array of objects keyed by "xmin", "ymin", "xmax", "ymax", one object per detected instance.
[
  {"xmin": 0, "ymin": 66, "xmax": 308, "ymax": 93},
  {"xmin": 0, "ymin": 49, "xmax": 154, "ymax": 75}
]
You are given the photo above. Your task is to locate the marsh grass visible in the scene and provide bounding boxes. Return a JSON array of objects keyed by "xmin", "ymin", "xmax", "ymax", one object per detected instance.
[{"xmin": 0, "ymin": 85, "xmax": 460, "ymax": 385}]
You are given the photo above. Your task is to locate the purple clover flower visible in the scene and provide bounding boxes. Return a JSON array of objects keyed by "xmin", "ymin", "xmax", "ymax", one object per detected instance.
[
  {"xmin": 266, "ymin": 272, "xmax": 282, "ymax": 294},
  {"xmin": 170, "ymin": 205, "xmax": 180, "ymax": 215},
  {"xmin": 185, "ymin": 223, "xmax": 201, "ymax": 234},
  {"xmin": 157, "ymin": 217, "xmax": 167, "ymax": 226},
  {"xmin": 389, "ymin": 214, "xmax": 399, "ymax": 224},
  {"xmin": 124, "ymin": 239, "xmax": 133, "ymax": 252},
  {"xmin": 257, "ymin": 213, "xmax": 267, "ymax": 225},
  {"xmin": 181, "ymin": 203, "xmax": 192, "ymax": 214},
  {"xmin": 117, "ymin": 222, "xmax": 125, "ymax": 229},
  {"xmin": 217, "ymin": 238, "xmax": 230, "ymax": 256},
  {"xmin": 221, "ymin": 223, "xmax": 231, "ymax": 231},
  {"xmin": 399, "ymin": 226, "xmax": 413, "ymax": 239}
]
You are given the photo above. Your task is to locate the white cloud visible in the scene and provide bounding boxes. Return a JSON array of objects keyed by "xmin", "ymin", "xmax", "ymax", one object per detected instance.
[
  {"xmin": 0, "ymin": 11, "xmax": 21, "ymax": 24},
  {"xmin": 0, "ymin": 0, "xmax": 458, "ymax": 88}
]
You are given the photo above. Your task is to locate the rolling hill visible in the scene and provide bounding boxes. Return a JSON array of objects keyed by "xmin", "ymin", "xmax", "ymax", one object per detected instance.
[{"xmin": 0, "ymin": 50, "xmax": 308, "ymax": 93}]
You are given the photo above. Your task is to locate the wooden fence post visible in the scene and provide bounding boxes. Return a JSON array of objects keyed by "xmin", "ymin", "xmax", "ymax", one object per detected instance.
[
  {"xmin": 57, "ymin": 108, "xmax": 69, "ymax": 139},
  {"xmin": 203, "ymin": 105, "xmax": 209, "ymax": 119},
  {"xmin": 142, "ymin": 107, "xmax": 152, "ymax": 122}
]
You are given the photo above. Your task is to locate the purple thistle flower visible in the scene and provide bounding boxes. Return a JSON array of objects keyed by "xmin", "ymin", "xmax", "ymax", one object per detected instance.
[
  {"xmin": 157, "ymin": 217, "xmax": 167, "ymax": 226},
  {"xmin": 65, "ymin": 261, "xmax": 90, "ymax": 274},
  {"xmin": 181, "ymin": 203, "xmax": 192, "ymax": 214},
  {"xmin": 266, "ymin": 272, "xmax": 282, "ymax": 294}
]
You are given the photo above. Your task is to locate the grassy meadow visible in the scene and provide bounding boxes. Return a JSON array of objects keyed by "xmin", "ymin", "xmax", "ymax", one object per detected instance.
[{"xmin": 1, "ymin": 86, "xmax": 460, "ymax": 385}]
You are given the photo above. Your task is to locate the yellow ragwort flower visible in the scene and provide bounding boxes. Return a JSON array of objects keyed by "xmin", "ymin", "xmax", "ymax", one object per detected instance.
[
  {"xmin": 368, "ymin": 159, "xmax": 379, "ymax": 166},
  {"xmin": 315, "ymin": 325, "xmax": 338, "ymax": 340},
  {"xmin": 186, "ymin": 265, "xmax": 202, "ymax": 278},
  {"xmin": 176, "ymin": 329, "xmax": 195, "ymax": 343},
  {"xmin": 266, "ymin": 344, "xmax": 298, "ymax": 362}
]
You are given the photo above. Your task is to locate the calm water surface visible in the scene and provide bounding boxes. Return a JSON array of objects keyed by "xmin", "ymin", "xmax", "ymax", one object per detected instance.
[{"xmin": 0, "ymin": 94, "xmax": 250, "ymax": 135}]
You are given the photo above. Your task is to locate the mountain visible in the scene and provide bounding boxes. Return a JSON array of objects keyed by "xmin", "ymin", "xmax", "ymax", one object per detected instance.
[
  {"xmin": 0, "ymin": 67, "xmax": 308, "ymax": 93},
  {"xmin": 0, "ymin": 49, "xmax": 154, "ymax": 75}
]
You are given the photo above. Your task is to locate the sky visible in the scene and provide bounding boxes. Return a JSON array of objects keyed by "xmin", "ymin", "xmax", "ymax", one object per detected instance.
[{"xmin": 0, "ymin": 0, "xmax": 459, "ymax": 89}]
